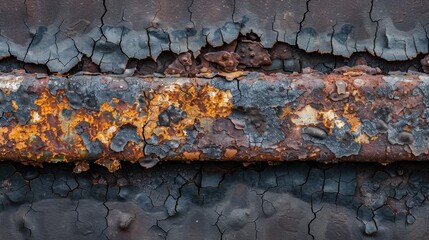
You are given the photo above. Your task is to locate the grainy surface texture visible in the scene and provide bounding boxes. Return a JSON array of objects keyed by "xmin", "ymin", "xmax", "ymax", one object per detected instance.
[
  {"xmin": 0, "ymin": 71, "xmax": 429, "ymax": 171},
  {"xmin": 0, "ymin": 0, "xmax": 428, "ymax": 73},
  {"xmin": 0, "ymin": 161, "xmax": 429, "ymax": 240}
]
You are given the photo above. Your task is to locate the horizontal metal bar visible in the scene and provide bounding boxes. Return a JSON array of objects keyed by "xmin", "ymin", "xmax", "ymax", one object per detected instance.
[{"xmin": 0, "ymin": 71, "xmax": 428, "ymax": 172}]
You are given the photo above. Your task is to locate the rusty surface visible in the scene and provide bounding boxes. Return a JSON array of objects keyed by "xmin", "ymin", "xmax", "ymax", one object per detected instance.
[
  {"xmin": 203, "ymin": 51, "xmax": 240, "ymax": 73},
  {"xmin": 164, "ymin": 52, "xmax": 195, "ymax": 77},
  {"xmin": 163, "ymin": 49, "xmax": 250, "ymax": 81},
  {"xmin": 236, "ymin": 40, "xmax": 272, "ymax": 68},
  {"xmin": 1, "ymin": 70, "xmax": 429, "ymax": 171}
]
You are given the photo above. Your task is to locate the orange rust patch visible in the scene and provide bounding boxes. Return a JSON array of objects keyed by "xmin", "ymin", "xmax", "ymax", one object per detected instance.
[
  {"xmin": 0, "ymin": 80, "xmax": 233, "ymax": 167},
  {"xmin": 0, "ymin": 87, "xmax": 147, "ymax": 162},
  {"xmin": 183, "ymin": 151, "xmax": 201, "ymax": 160},
  {"xmin": 224, "ymin": 148, "xmax": 238, "ymax": 158}
]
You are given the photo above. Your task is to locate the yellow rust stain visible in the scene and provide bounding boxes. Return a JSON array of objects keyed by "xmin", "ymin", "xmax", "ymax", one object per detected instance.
[
  {"xmin": 320, "ymin": 109, "xmax": 362, "ymax": 134},
  {"xmin": 343, "ymin": 112, "xmax": 361, "ymax": 133},
  {"xmin": 334, "ymin": 119, "xmax": 345, "ymax": 129},
  {"xmin": 355, "ymin": 133, "xmax": 370, "ymax": 144},
  {"xmin": 11, "ymin": 100, "xmax": 18, "ymax": 111},
  {"xmin": 318, "ymin": 110, "xmax": 338, "ymax": 131}
]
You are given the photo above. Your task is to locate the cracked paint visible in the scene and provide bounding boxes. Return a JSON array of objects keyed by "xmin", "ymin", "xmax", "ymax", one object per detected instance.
[{"xmin": 0, "ymin": 0, "xmax": 427, "ymax": 74}]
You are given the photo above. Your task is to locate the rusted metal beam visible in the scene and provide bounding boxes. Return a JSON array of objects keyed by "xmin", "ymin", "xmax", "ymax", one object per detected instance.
[{"xmin": 1, "ymin": 70, "xmax": 429, "ymax": 172}]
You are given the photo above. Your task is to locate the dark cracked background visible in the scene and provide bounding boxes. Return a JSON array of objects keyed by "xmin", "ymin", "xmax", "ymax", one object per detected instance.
[
  {"xmin": 0, "ymin": 0, "xmax": 428, "ymax": 74},
  {"xmin": 1, "ymin": 161, "xmax": 429, "ymax": 239}
]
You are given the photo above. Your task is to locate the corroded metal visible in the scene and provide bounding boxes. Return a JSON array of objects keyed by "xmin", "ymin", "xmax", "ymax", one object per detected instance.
[{"xmin": 1, "ymin": 70, "xmax": 429, "ymax": 172}]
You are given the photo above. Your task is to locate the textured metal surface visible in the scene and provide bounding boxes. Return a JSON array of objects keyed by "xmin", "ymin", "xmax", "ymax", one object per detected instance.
[{"xmin": 1, "ymin": 71, "xmax": 429, "ymax": 171}]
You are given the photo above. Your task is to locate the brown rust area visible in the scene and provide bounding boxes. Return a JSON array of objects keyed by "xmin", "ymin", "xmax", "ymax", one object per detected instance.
[
  {"xmin": 236, "ymin": 40, "xmax": 272, "ymax": 68},
  {"xmin": 203, "ymin": 51, "xmax": 240, "ymax": 72},
  {"xmin": 164, "ymin": 52, "xmax": 196, "ymax": 76},
  {"xmin": 0, "ymin": 71, "xmax": 428, "ymax": 171}
]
